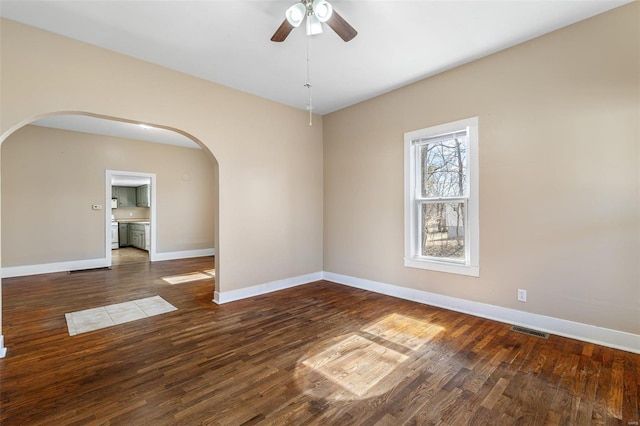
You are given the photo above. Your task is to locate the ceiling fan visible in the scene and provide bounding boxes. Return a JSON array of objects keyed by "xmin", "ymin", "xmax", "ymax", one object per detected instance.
[{"xmin": 271, "ymin": 0, "xmax": 357, "ymax": 42}]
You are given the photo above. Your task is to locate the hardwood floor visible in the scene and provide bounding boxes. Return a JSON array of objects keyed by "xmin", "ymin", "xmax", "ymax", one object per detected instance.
[{"xmin": 1, "ymin": 257, "xmax": 638, "ymax": 425}]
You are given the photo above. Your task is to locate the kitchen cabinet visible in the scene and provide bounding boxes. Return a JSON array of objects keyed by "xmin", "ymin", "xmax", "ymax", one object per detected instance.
[
  {"xmin": 130, "ymin": 229, "xmax": 144, "ymax": 250},
  {"xmin": 112, "ymin": 186, "xmax": 137, "ymax": 208},
  {"xmin": 118, "ymin": 187, "xmax": 137, "ymax": 207},
  {"xmin": 129, "ymin": 223, "xmax": 148, "ymax": 250},
  {"xmin": 136, "ymin": 184, "xmax": 150, "ymax": 207},
  {"xmin": 118, "ymin": 222, "xmax": 149, "ymax": 250},
  {"xmin": 118, "ymin": 223, "xmax": 129, "ymax": 247}
]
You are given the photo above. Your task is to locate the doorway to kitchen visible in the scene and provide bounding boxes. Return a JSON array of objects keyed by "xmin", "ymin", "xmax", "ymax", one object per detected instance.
[{"xmin": 105, "ymin": 170, "xmax": 157, "ymax": 267}]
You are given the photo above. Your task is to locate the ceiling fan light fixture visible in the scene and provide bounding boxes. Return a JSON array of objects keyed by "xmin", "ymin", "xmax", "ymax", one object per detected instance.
[
  {"xmin": 312, "ymin": 0, "xmax": 333, "ymax": 23},
  {"xmin": 285, "ymin": 3, "xmax": 306, "ymax": 27},
  {"xmin": 306, "ymin": 14, "xmax": 323, "ymax": 35},
  {"xmin": 271, "ymin": 0, "xmax": 356, "ymax": 42}
]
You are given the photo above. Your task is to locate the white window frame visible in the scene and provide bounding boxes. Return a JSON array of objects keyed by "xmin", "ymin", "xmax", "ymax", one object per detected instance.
[{"xmin": 404, "ymin": 117, "xmax": 479, "ymax": 277}]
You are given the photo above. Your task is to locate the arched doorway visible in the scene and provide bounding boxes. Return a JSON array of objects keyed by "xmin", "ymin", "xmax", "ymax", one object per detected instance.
[{"xmin": 0, "ymin": 112, "xmax": 220, "ymax": 357}]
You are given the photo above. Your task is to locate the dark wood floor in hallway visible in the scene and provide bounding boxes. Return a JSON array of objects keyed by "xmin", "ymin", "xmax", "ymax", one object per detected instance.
[{"xmin": 1, "ymin": 257, "xmax": 638, "ymax": 425}]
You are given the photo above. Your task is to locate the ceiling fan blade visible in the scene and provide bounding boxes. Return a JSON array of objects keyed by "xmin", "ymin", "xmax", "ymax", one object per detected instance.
[
  {"xmin": 326, "ymin": 10, "xmax": 357, "ymax": 42},
  {"xmin": 271, "ymin": 19, "xmax": 295, "ymax": 42}
]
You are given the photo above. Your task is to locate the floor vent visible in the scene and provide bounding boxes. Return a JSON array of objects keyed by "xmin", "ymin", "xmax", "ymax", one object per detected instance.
[
  {"xmin": 68, "ymin": 267, "xmax": 111, "ymax": 274},
  {"xmin": 510, "ymin": 325, "xmax": 549, "ymax": 339}
]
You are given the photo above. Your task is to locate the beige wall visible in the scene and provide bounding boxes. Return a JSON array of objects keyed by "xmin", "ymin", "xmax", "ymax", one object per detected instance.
[
  {"xmin": 323, "ymin": 4, "xmax": 640, "ymax": 334},
  {"xmin": 0, "ymin": 18, "xmax": 325, "ymax": 298},
  {"xmin": 1, "ymin": 124, "xmax": 217, "ymax": 266}
]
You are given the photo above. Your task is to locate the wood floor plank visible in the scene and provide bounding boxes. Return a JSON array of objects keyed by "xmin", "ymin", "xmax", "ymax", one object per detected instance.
[
  {"xmin": 1, "ymin": 257, "xmax": 639, "ymax": 425},
  {"xmin": 622, "ymin": 355, "xmax": 640, "ymax": 424},
  {"xmin": 481, "ymin": 376, "xmax": 510, "ymax": 409},
  {"xmin": 609, "ymin": 355, "xmax": 625, "ymax": 420}
]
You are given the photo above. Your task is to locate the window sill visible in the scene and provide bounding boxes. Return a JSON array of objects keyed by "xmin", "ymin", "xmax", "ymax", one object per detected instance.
[{"xmin": 404, "ymin": 257, "xmax": 479, "ymax": 277}]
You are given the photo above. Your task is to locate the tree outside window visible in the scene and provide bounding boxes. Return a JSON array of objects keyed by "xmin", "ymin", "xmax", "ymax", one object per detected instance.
[{"xmin": 419, "ymin": 134, "xmax": 467, "ymax": 261}]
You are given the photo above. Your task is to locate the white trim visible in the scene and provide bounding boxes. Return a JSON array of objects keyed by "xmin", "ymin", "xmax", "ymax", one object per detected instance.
[
  {"xmin": 322, "ymin": 271, "xmax": 640, "ymax": 354},
  {"xmin": 404, "ymin": 257, "xmax": 479, "ymax": 277},
  {"xmin": 213, "ymin": 272, "xmax": 323, "ymax": 304},
  {"xmin": 1, "ymin": 258, "xmax": 109, "ymax": 278},
  {"xmin": 153, "ymin": 248, "xmax": 215, "ymax": 262},
  {"xmin": 0, "ymin": 335, "xmax": 7, "ymax": 358},
  {"xmin": 149, "ymin": 181, "xmax": 158, "ymax": 261},
  {"xmin": 404, "ymin": 117, "xmax": 479, "ymax": 277}
]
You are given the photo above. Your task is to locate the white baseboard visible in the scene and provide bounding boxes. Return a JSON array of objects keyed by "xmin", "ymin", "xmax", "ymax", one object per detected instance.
[
  {"xmin": 323, "ymin": 271, "xmax": 640, "ymax": 354},
  {"xmin": 0, "ymin": 335, "xmax": 6, "ymax": 358},
  {"xmin": 214, "ymin": 271, "xmax": 323, "ymax": 304},
  {"xmin": 1, "ymin": 249, "xmax": 217, "ymax": 278},
  {"xmin": 1, "ymin": 258, "xmax": 109, "ymax": 278},
  {"xmin": 152, "ymin": 248, "xmax": 215, "ymax": 262}
]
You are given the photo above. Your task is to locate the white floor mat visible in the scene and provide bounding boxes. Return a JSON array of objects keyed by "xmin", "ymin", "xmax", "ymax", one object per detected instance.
[{"xmin": 65, "ymin": 295, "xmax": 177, "ymax": 336}]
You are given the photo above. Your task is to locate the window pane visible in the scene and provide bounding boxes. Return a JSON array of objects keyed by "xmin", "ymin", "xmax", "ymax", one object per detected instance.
[
  {"xmin": 420, "ymin": 202, "xmax": 465, "ymax": 260},
  {"xmin": 420, "ymin": 136, "xmax": 467, "ymax": 198}
]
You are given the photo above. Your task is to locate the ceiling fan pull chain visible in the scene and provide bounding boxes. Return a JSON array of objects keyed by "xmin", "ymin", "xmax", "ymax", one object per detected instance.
[{"xmin": 306, "ymin": 36, "xmax": 313, "ymax": 126}]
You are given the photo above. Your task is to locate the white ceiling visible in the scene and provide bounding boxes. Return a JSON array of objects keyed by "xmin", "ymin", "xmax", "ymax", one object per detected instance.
[
  {"xmin": 1, "ymin": 0, "xmax": 631, "ymax": 142},
  {"xmin": 32, "ymin": 115, "xmax": 201, "ymax": 149}
]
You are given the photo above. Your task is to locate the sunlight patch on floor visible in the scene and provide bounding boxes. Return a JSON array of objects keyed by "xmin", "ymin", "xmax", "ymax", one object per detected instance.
[
  {"xmin": 162, "ymin": 270, "xmax": 215, "ymax": 285},
  {"xmin": 297, "ymin": 313, "xmax": 445, "ymax": 400},
  {"xmin": 303, "ymin": 334, "xmax": 408, "ymax": 397},
  {"xmin": 363, "ymin": 312, "xmax": 444, "ymax": 351}
]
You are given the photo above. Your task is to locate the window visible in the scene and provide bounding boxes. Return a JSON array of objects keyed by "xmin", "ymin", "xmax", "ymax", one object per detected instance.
[{"xmin": 404, "ymin": 117, "xmax": 479, "ymax": 276}]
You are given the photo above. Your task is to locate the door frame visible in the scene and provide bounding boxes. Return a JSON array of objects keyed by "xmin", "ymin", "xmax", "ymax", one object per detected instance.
[{"xmin": 105, "ymin": 170, "xmax": 157, "ymax": 265}]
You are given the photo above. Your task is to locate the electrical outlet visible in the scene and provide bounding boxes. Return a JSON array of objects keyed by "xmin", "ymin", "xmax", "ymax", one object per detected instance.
[{"xmin": 517, "ymin": 289, "xmax": 527, "ymax": 302}]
